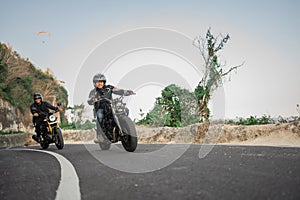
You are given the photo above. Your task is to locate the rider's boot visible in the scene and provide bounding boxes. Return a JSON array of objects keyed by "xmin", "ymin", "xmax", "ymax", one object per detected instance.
[
  {"xmin": 95, "ymin": 116, "xmax": 105, "ymax": 143},
  {"xmin": 94, "ymin": 134, "xmax": 104, "ymax": 143},
  {"xmin": 32, "ymin": 135, "xmax": 41, "ymax": 143}
]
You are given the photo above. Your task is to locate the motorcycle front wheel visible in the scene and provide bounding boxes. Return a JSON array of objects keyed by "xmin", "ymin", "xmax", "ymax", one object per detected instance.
[
  {"xmin": 40, "ymin": 141, "xmax": 49, "ymax": 149},
  {"xmin": 54, "ymin": 128, "xmax": 64, "ymax": 149},
  {"xmin": 119, "ymin": 116, "xmax": 137, "ymax": 152}
]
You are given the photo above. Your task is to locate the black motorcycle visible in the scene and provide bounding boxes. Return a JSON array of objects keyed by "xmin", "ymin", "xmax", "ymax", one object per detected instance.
[
  {"xmin": 33, "ymin": 108, "xmax": 64, "ymax": 150},
  {"xmin": 95, "ymin": 93, "xmax": 137, "ymax": 152}
]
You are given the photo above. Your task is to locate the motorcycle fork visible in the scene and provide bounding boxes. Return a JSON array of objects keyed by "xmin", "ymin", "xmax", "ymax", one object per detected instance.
[
  {"xmin": 111, "ymin": 106, "xmax": 123, "ymax": 135},
  {"xmin": 47, "ymin": 122, "xmax": 57, "ymax": 141},
  {"xmin": 46, "ymin": 122, "xmax": 52, "ymax": 135}
]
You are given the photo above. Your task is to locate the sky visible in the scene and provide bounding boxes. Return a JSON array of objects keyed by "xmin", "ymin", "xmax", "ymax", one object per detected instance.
[{"xmin": 1, "ymin": 0, "xmax": 300, "ymax": 120}]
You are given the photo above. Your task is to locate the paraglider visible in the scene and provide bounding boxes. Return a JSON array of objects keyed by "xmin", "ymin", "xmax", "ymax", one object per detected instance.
[
  {"xmin": 37, "ymin": 31, "xmax": 50, "ymax": 43},
  {"xmin": 37, "ymin": 31, "xmax": 50, "ymax": 36}
]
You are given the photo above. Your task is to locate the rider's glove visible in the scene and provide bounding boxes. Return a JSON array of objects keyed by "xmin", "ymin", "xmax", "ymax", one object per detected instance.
[{"xmin": 124, "ymin": 90, "xmax": 135, "ymax": 96}]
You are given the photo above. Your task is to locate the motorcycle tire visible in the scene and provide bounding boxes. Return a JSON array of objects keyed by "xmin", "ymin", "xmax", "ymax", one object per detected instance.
[
  {"xmin": 54, "ymin": 128, "xmax": 64, "ymax": 150},
  {"xmin": 40, "ymin": 141, "xmax": 49, "ymax": 149},
  {"xmin": 119, "ymin": 116, "xmax": 137, "ymax": 152}
]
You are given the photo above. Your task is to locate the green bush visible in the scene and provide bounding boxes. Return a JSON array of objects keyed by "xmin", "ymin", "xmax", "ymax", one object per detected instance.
[
  {"xmin": 60, "ymin": 122, "xmax": 77, "ymax": 130},
  {"xmin": 136, "ymin": 84, "xmax": 200, "ymax": 127},
  {"xmin": 226, "ymin": 115, "xmax": 274, "ymax": 126}
]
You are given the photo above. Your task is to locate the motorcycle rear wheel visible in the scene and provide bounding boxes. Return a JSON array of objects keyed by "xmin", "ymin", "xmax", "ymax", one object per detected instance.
[
  {"xmin": 54, "ymin": 128, "xmax": 64, "ymax": 149},
  {"xmin": 119, "ymin": 116, "xmax": 137, "ymax": 152}
]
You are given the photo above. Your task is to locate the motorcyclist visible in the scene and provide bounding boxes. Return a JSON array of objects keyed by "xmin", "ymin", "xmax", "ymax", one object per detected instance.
[
  {"xmin": 87, "ymin": 73, "xmax": 134, "ymax": 143},
  {"xmin": 30, "ymin": 93, "xmax": 62, "ymax": 143}
]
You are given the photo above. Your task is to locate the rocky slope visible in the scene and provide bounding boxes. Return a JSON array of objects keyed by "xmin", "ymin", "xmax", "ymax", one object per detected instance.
[
  {"xmin": 0, "ymin": 42, "xmax": 68, "ymax": 132},
  {"xmin": 0, "ymin": 98, "xmax": 30, "ymax": 132}
]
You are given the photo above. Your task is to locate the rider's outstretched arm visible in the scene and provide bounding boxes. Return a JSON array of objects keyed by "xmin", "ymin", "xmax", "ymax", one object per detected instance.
[
  {"xmin": 112, "ymin": 88, "xmax": 135, "ymax": 96},
  {"xmin": 45, "ymin": 101, "xmax": 61, "ymax": 112}
]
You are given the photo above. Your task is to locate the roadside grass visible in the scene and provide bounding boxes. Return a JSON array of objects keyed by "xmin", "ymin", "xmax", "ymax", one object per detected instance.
[
  {"xmin": 0, "ymin": 131, "xmax": 24, "ymax": 135},
  {"xmin": 225, "ymin": 115, "xmax": 299, "ymax": 126}
]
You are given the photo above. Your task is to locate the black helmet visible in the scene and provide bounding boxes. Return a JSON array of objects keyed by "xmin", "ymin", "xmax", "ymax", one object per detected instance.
[
  {"xmin": 33, "ymin": 93, "xmax": 43, "ymax": 101},
  {"xmin": 93, "ymin": 73, "xmax": 106, "ymax": 87}
]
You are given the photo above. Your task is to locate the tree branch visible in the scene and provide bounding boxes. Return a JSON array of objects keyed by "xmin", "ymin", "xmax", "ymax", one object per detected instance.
[{"xmin": 221, "ymin": 61, "xmax": 244, "ymax": 77}]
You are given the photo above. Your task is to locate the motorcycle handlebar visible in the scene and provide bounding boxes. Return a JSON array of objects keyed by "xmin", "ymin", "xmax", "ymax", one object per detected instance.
[
  {"xmin": 94, "ymin": 92, "xmax": 136, "ymax": 103},
  {"xmin": 39, "ymin": 109, "xmax": 60, "ymax": 118}
]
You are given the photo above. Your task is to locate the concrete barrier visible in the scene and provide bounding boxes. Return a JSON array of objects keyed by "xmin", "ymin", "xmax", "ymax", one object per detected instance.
[
  {"xmin": 0, "ymin": 130, "xmax": 96, "ymax": 148},
  {"xmin": 0, "ymin": 133, "xmax": 34, "ymax": 148}
]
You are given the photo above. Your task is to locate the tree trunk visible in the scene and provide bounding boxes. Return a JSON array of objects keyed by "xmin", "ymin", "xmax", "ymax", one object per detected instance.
[
  {"xmin": 194, "ymin": 121, "xmax": 210, "ymax": 143},
  {"xmin": 195, "ymin": 97, "xmax": 210, "ymax": 142}
]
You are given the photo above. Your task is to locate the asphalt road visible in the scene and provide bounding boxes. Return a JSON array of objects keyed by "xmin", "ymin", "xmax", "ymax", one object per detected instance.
[{"xmin": 1, "ymin": 143, "xmax": 300, "ymax": 200}]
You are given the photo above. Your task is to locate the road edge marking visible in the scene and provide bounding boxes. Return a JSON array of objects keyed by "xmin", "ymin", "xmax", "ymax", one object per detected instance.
[{"xmin": 11, "ymin": 149, "xmax": 81, "ymax": 200}]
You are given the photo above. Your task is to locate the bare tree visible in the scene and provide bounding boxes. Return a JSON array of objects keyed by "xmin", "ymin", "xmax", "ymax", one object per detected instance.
[{"xmin": 193, "ymin": 28, "xmax": 244, "ymax": 139}]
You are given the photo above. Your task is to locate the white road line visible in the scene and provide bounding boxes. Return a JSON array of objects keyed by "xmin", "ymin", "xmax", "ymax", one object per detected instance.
[{"xmin": 13, "ymin": 149, "xmax": 81, "ymax": 200}]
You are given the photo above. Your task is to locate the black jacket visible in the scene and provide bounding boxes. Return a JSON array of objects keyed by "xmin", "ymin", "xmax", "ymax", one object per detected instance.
[
  {"xmin": 87, "ymin": 85, "xmax": 120, "ymax": 105},
  {"xmin": 30, "ymin": 101, "xmax": 58, "ymax": 123},
  {"xmin": 87, "ymin": 85, "xmax": 128, "ymax": 111}
]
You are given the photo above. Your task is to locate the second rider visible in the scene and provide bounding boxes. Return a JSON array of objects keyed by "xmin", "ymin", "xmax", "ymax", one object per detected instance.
[{"xmin": 87, "ymin": 73, "xmax": 134, "ymax": 143}]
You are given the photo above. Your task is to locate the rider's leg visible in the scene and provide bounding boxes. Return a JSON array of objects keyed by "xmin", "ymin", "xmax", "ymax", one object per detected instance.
[
  {"xmin": 96, "ymin": 109, "xmax": 104, "ymax": 132},
  {"xmin": 32, "ymin": 120, "xmax": 42, "ymax": 143},
  {"xmin": 94, "ymin": 109, "xmax": 105, "ymax": 142}
]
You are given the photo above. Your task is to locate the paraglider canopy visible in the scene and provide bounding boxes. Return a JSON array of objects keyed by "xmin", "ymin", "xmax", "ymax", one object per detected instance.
[
  {"xmin": 37, "ymin": 31, "xmax": 50, "ymax": 36},
  {"xmin": 36, "ymin": 31, "xmax": 50, "ymax": 43}
]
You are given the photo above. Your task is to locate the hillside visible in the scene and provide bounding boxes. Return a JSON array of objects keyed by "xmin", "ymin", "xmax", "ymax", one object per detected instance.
[{"xmin": 0, "ymin": 42, "xmax": 68, "ymax": 132}]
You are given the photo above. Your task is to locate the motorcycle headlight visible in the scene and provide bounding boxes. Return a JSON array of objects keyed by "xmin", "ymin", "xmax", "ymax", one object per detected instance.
[{"xmin": 49, "ymin": 115, "xmax": 57, "ymax": 122}]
